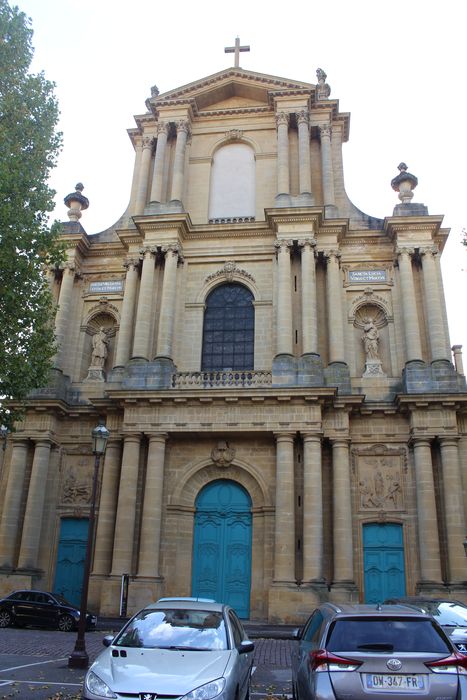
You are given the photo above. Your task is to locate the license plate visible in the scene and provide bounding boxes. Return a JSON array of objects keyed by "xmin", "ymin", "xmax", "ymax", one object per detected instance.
[{"xmin": 365, "ymin": 674, "xmax": 425, "ymax": 691}]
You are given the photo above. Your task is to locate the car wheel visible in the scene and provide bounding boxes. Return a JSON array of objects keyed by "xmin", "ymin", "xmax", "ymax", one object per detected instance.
[
  {"xmin": 58, "ymin": 614, "xmax": 74, "ymax": 632},
  {"xmin": 0, "ymin": 610, "xmax": 12, "ymax": 628}
]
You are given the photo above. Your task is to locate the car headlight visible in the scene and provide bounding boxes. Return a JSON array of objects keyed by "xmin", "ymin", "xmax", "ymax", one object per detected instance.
[
  {"xmin": 182, "ymin": 678, "xmax": 226, "ymax": 700},
  {"xmin": 85, "ymin": 670, "xmax": 117, "ymax": 698}
]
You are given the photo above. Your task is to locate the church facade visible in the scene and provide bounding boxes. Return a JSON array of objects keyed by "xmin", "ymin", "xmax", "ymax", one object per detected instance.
[{"xmin": 0, "ymin": 56, "xmax": 466, "ymax": 622}]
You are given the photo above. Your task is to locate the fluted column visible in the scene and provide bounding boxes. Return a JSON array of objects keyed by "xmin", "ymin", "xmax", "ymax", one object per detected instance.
[
  {"xmin": 275, "ymin": 240, "xmax": 293, "ymax": 356},
  {"xmin": 113, "ymin": 259, "xmax": 139, "ymax": 368},
  {"xmin": 137, "ymin": 433, "xmax": 167, "ymax": 578},
  {"xmin": 324, "ymin": 250, "xmax": 345, "ymax": 363},
  {"xmin": 150, "ymin": 121, "xmax": 170, "ymax": 203},
  {"xmin": 439, "ymin": 437, "xmax": 466, "ymax": 583},
  {"xmin": 273, "ymin": 432, "xmax": 296, "ymax": 583},
  {"xmin": 92, "ymin": 438, "xmax": 122, "ymax": 576},
  {"xmin": 132, "ymin": 248, "xmax": 156, "ymax": 361},
  {"xmin": 276, "ymin": 112, "xmax": 290, "ymax": 197},
  {"xmin": 54, "ymin": 263, "xmax": 76, "ymax": 369},
  {"xmin": 302, "ymin": 434, "xmax": 323, "ymax": 582},
  {"xmin": 396, "ymin": 247, "xmax": 423, "ymax": 362},
  {"xmin": 412, "ymin": 438, "xmax": 442, "ymax": 582},
  {"xmin": 299, "ymin": 238, "xmax": 318, "ymax": 355},
  {"xmin": 420, "ymin": 246, "xmax": 451, "ymax": 361},
  {"xmin": 297, "ymin": 110, "xmax": 312, "ymax": 195},
  {"xmin": 170, "ymin": 120, "xmax": 190, "ymax": 202},
  {"xmin": 17, "ymin": 440, "xmax": 52, "ymax": 569},
  {"xmin": 0, "ymin": 439, "xmax": 29, "ymax": 567},
  {"xmin": 110, "ymin": 433, "xmax": 141, "ymax": 575},
  {"xmin": 134, "ymin": 136, "xmax": 153, "ymax": 214},
  {"xmin": 319, "ymin": 124, "xmax": 335, "ymax": 207},
  {"xmin": 155, "ymin": 245, "xmax": 180, "ymax": 359},
  {"xmin": 332, "ymin": 438, "xmax": 353, "ymax": 582}
]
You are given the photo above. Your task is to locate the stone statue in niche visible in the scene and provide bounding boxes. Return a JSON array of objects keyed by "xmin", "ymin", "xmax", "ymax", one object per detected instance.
[
  {"xmin": 86, "ymin": 326, "xmax": 109, "ymax": 381},
  {"xmin": 362, "ymin": 317, "xmax": 380, "ymax": 360}
]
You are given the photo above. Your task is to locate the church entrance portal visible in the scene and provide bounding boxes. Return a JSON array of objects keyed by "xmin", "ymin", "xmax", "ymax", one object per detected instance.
[
  {"xmin": 363, "ymin": 522, "xmax": 406, "ymax": 603},
  {"xmin": 53, "ymin": 518, "xmax": 89, "ymax": 607},
  {"xmin": 192, "ymin": 480, "xmax": 252, "ymax": 618}
]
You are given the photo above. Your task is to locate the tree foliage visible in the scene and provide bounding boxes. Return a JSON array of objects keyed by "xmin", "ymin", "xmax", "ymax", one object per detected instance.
[{"xmin": 0, "ymin": 0, "xmax": 63, "ymax": 428}]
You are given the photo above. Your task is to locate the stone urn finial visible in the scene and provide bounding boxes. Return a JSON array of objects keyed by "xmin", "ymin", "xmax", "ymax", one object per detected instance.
[
  {"xmin": 64, "ymin": 183, "xmax": 89, "ymax": 221},
  {"xmin": 391, "ymin": 163, "xmax": 418, "ymax": 203},
  {"xmin": 316, "ymin": 67, "xmax": 331, "ymax": 100}
]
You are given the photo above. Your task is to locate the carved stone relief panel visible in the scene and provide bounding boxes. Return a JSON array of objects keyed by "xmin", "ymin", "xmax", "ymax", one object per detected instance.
[
  {"xmin": 60, "ymin": 453, "xmax": 93, "ymax": 505},
  {"xmin": 352, "ymin": 444, "xmax": 407, "ymax": 512}
]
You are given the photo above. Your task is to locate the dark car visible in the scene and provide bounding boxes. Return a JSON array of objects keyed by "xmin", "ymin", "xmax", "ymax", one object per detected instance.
[
  {"xmin": 0, "ymin": 589, "xmax": 97, "ymax": 631},
  {"xmin": 385, "ymin": 597, "xmax": 467, "ymax": 654},
  {"xmin": 292, "ymin": 602, "xmax": 467, "ymax": 700}
]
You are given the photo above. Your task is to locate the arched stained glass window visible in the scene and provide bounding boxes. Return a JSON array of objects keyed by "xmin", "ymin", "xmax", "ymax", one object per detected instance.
[{"xmin": 201, "ymin": 284, "xmax": 254, "ymax": 371}]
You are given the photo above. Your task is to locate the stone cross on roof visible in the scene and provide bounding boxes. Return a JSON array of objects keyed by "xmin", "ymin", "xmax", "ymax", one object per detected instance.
[{"xmin": 225, "ymin": 37, "xmax": 250, "ymax": 67}]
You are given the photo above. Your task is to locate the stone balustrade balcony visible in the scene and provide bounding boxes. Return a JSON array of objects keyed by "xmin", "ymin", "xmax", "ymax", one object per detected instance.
[{"xmin": 172, "ymin": 369, "xmax": 272, "ymax": 389}]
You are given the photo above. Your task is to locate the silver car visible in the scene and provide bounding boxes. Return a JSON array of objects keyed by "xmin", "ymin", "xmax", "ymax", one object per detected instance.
[
  {"xmin": 83, "ymin": 598, "xmax": 254, "ymax": 700},
  {"xmin": 292, "ymin": 602, "xmax": 467, "ymax": 700}
]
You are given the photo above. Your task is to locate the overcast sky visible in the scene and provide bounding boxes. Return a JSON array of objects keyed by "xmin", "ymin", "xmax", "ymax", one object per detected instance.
[{"xmin": 16, "ymin": 0, "xmax": 467, "ymax": 357}]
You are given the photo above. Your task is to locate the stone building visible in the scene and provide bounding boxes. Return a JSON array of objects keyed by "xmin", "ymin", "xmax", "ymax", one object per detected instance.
[{"xmin": 0, "ymin": 52, "xmax": 466, "ymax": 622}]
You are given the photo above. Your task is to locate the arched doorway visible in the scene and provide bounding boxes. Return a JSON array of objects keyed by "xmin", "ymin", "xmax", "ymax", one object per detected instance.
[
  {"xmin": 363, "ymin": 522, "xmax": 406, "ymax": 603},
  {"xmin": 192, "ymin": 480, "xmax": 252, "ymax": 618}
]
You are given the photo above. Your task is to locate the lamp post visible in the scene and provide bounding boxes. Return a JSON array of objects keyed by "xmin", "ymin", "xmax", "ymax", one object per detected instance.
[
  {"xmin": 0, "ymin": 425, "xmax": 9, "ymax": 452},
  {"xmin": 69, "ymin": 418, "xmax": 109, "ymax": 669}
]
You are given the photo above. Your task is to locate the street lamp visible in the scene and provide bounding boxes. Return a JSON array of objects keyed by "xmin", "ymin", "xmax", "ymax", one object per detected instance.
[
  {"xmin": 69, "ymin": 418, "xmax": 109, "ymax": 669},
  {"xmin": 463, "ymin": 536, "xmax": 467, "ymax": 558}
]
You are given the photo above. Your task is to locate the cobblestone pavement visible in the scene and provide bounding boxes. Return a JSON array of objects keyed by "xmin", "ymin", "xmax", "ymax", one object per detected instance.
[{"xmin": 0, "ymin": 628, "xmax": 295, "ymax": 700}]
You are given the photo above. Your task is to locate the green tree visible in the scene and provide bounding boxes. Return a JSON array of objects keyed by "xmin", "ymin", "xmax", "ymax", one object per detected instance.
[{"xmin": 0, "ymin": 0, "xmax": 63, "ymax": 428}]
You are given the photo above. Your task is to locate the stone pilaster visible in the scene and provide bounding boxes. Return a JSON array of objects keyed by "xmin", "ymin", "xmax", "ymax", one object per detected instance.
[
  {"xmin": 150, "ymin": 121, "xmax": 170, "ymax": 204},
  {"xmin": 299, "ymin": 238, "xmax": 318, "ymax": 355},
  {"xmin": 92, "ymin": 438, "xmax": 122, "ymax": 576},
  {"xmin": 324, "ymin": 250, "xmax": 345, "ymax": 363},
  {"xmin": 439, "ymin": 437, "xmax": 466, "ymax": 584},
  {"xmin": 17, "ymin": 440, "xmax": 52, "ymax": 569},
  {"xmin": 412, "ymin": 438, "xmax": 442, "ymax": 583},
  {"xmin": 273, "ymin": 432, "xmax": 296, "ymax": 583},
  {"xmin": 319, "ymin": 124, "xmax": 336, "ymax": 211},
  {"xmin": 113, "ymin": 258, "xmax": 139, "ymax": 368},
  {"xmin": 297, "ymin": 110, "xmax": 312, "ymax": 196},
  {"xmin": 302, "ymin": 434, "xmax": 323, "ymax": 582},
  {"xmin": 0, "ymin": 439, "xmax": 29, "ymax": 567},
  {"xmin": 137, "ymin": 433, "xmax": 167, "ymax": 578},
  {"xmin": 132, "ymin": 248, "xmax": 156, "ymax": 361},
  {"xmin": 134, "ymin": 135, "xmax": 153, "ymax": 214},
  {"xmin": 110, "ymin": 433, "xmax": 141, "ymax": 575},
  {"xmin": 155, "ymin": 245, "xmax": 180, "ymax": 360},
  {"xmin": 274, "ymin": 240, "xmax": 294, "ymax": 357},
  {"xmin": 420, "ymin": 245, "xmax": 451, "ymax": 362},
  {"xmin": 396, "ymin": 247, "xmax": 423, "ymax": 362},
  {"xmin": 54, "ymin": 263, "xmax": 76, "ymax": 371},
  {"xmin": 331, "ymin": 438, "xmax": 354, "ymax": 583},
  {"xmin": 127, "ymin": 138, "xmax": 143, "ymax": 217},
  {"xmin": 170, "ymin": 120, "xmax": 190, "ymax": 203},
  {"xmin": 275, "ymin": 112, "xmax": 290, "ymax": 202}
]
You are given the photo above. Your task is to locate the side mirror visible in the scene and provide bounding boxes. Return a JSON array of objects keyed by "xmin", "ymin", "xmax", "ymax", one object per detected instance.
[
  {"xmin": 103, "ymin": 635, "xmax": 115, "ymax": 647},
  {"xmin": 238, "ymin": 640, "xmax": 255, "ymax": 654},
  {"xmin": 292, "ymin": 627, "xmax": 302, "ymax": 640}
]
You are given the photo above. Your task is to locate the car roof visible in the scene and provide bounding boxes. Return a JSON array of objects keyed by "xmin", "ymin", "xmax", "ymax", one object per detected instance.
[
  {"xmin": 146, "ymin": 598, "xmax": 226, "ymax": 613},
  {"xmin": 385, "ymin": 597, "xmax": 464, "ymax": 605},
  {"xmin": 319, "ymin": 602, "xmax": 435, "ymax": 618}
]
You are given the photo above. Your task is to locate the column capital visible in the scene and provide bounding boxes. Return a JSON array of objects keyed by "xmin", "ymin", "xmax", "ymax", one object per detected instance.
[
  {"xmin": 146, "ymin": 432, "xmax": 169, "ymax": 443},
  {"xmin": 323, "ymin": 248, "xmax": 341, "ymax": 262},
  {"xmin": 141, "ymin": 135, "xmax": 154, "ymax": 151},
  {"xmin": 122, "ymin": 431, "xmax": 142, "ymax": 442},
  {"xmin": 438, "ymin": 435, "xmax": 460, "ymax": 447},
  {"xmin": 175, "ymin": 119, "xmax": 191, "ymax": 136},
  {"xmin": 156, "ymin": 121, "xmax": 170, "ymax": 137},
  {"xmin": 410, "ymin": 435, "xmax": 433, "ymax": 447},
  {"xmin": 419, "ymin": 244, "xmax": 439, "ymax": 258},
  {"xmin": 123, "ymin": 256, "xmax": 140, "ymax": 270},
  {"xmin": 302, "ymin": 432, "xmax": 322, "ymax": 443},
  {"xmin": 273, "ymin": 431, "xmax": 296, "ymax": 442},
  {"xmin": 139, "ymin": 245, "xmax": 157, "ymax": 258},
  {"xmin": 297, "ymin": 237, "xmax": 317, "ymax": 250},
  {"xmin": 275, "ymin": 111, "xmax": 290, "ymax": 128},
  {"xmin": 395, "ymin": 245, "xmax": 415, "ymax": 258},
  {"xmin": 319, "ymin": 123, "xmax": 332, "ymax": 138},
  {"xmin": 329, "ymin": 436, "xmax": 350, "ymax": 447},
  {"xmin": 296, "ymin": 109, "xmax": 310, "ymax": 127},
  {"xmin": 274, "ymin": 239, "xmax": 294, "ymax": 250}
]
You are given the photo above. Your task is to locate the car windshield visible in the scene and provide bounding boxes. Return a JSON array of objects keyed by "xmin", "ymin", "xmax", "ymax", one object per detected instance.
[
  {"xmin": 113, "ymin": 608, "xmax": 228, "ymax": 650},
  {"xmin": 326, "ymin": 617, "xmax": 451, "ymax": 654},
  {"xmin": 425, "ymin": 603, "xmax": 467, "ymax": 627}
]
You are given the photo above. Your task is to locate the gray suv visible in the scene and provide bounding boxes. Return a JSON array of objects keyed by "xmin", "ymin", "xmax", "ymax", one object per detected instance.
[{"xmin": 292, "ymin": 603, "xmax": 467, "ymax": 700}]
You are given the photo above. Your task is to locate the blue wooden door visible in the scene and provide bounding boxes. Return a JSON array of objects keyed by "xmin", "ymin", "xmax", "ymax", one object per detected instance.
[
  {"xmin": 53, "ymin": 518, "xmax": 88, "ymax": 606},
  {"xmin": 363, "ymin": 523, "xmax": 406, "ymax": 603},
  {"xmin": 192, "ymin": 480, "xmax": 252, "ymax": 618}
]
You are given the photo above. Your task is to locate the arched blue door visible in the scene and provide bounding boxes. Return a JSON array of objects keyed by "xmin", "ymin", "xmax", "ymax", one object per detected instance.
[
  {"xmin": 192, "ymin": 480, "xmax": 252, "ymax": 618},
  {"xmin": 363, "ymin": 522, "xmax": 406, "ymax": 603},
  {"xmin": 53, "ymin": 518, "xmax": 88, "ymax": 606}
]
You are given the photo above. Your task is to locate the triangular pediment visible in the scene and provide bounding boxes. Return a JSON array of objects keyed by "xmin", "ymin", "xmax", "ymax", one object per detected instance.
[{"xmin": 150, "ymin": 67, "xmax": 315, "ymax": 114}]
